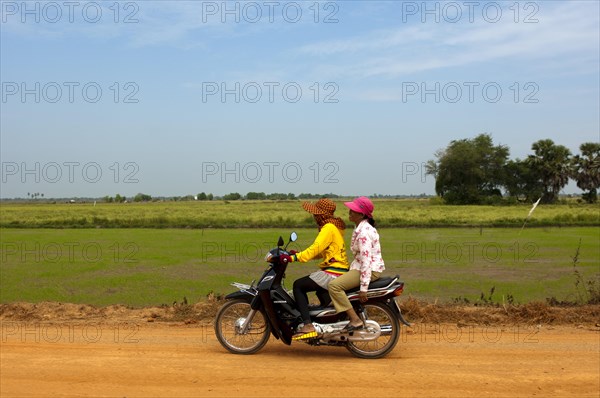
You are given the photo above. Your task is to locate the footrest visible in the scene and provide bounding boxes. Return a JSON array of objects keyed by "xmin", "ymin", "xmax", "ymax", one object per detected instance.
[{"xmin": 292, "ymin": 331, "xmax": 318, "ymax": 341}]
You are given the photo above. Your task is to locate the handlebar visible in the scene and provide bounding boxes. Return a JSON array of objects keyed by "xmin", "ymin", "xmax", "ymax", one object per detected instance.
[{"xmin": 265, "ymin": 248, "xmax": 293, "ymax": 264}]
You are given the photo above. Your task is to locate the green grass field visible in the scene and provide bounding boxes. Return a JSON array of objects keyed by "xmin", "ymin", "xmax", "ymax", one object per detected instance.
[
  {"xmin": 1, "ymin": 199, "xmax": 598, "ymax": 228},
  {"xmin": 1, "ymin": 227, "xmax": 598, "ymax": 307}
]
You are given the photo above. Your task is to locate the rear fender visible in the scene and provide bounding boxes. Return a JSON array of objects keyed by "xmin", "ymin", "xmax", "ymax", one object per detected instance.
[{"xmin": 353, "ymin": 298, "xmax": 411, "ymax": 327}]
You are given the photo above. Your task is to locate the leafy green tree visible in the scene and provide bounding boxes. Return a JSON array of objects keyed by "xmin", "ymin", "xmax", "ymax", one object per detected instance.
[
  {"xmin": 246, "ymin": 192, "xmax": 266, "ymax": 200},
  {"xmin": 427, "ymin": 134, "xmax": 509, "ymax": 204},
  {"xmin": 571, "ymin": 142, "xmax": 600, "ymax": 203},
  {"xmin": 223, "ymin": 192, "xmax": 241, "ymax": 201},
  {"xmin": 267, "ymin": 193, "xmax": 285, "ymax": 200},
  {"xmin": 503, "ymin": 159, "xmax": 544, "ymax": 202},
  {"xmin": 526, "ymin": 139, "xmax": 571, "ymax": 203},
  {"xmin": 134, "ymin": 193, "xmax": 152, "ymax": 202},
  {"xmin": 197, "ymin": 192, "xmax": 207, "ymax": 201},
  {"xmin": 298, "ymin": 193, "xmax": 319, "ymax": 199}
]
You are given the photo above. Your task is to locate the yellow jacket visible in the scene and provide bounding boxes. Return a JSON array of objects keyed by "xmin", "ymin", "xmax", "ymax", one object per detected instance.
[{"xmin": 295, "ymin": 223, "xmax": 349, "ymax": 275}]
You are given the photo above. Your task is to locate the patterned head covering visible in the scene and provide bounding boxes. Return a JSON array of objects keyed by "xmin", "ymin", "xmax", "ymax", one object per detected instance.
[
  {"xmin": 302, "ymin": 198, "xmax": 346, "ymax": 230},
  {"xmin": 302, "ymin": 198, "xmax": 337, "ymax": 215}
]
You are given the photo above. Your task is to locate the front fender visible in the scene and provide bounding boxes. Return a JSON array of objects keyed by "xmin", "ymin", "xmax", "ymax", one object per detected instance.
[{"xmin": 224, "ymin": 290, "xmax": 255, "ymax": 301}]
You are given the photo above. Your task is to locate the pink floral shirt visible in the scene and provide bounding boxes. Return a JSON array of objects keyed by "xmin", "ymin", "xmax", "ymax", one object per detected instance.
[{"xmin": 350, "ymin": 219, "xmax": 385, "ymax": 292}]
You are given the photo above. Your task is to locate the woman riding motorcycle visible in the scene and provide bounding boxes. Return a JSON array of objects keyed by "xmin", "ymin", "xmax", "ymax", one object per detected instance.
[{"xmin": 280, "ymin": 198, "xmax": 348, "ymax": 338}]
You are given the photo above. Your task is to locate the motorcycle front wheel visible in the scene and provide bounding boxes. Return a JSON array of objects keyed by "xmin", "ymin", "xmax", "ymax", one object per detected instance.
[
  {"xmin": 214, "ymin": 299, "xmax": 271, "ymax": 354},
  {"xmin": 346, "ymin": 301, "xmax": 400, "ymax": 359}
]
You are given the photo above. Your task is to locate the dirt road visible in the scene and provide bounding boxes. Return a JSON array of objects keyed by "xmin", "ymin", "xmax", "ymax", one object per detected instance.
[{"xmin": 1, "ymin": 321, "xmax": 599, "ymax": 397}]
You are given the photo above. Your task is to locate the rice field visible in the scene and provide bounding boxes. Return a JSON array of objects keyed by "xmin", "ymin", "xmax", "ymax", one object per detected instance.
[
  {"xmin": 1, "ymin": 199, "xmax": 598, "ymax": 228},
  {"xmin": 1, "ymin": 226, "xmax": 598, "ymax": 306}
]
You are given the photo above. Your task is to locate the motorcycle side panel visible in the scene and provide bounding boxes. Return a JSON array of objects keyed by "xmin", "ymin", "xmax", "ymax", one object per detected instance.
[
  {"xmin": 259, "ymin": 289, "xmax": 294, "ymax": 345},
  {"xmin": 270, "ymin": 287, "xmax": 300, "ymax": 319}
]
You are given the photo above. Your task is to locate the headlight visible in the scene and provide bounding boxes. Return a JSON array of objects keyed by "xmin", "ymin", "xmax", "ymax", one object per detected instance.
[{"xmin": 265, "ymin": 252, "xmax": 274, "ymax": 262}]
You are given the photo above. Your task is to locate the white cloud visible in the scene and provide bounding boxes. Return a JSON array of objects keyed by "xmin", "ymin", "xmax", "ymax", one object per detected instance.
[{"xmin": 293, "ymin": 1, "xmax": 599, "ymax": 79}]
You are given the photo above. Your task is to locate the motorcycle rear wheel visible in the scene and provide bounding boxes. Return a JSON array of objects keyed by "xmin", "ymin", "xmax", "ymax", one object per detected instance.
[
  {"xmin": 215, "ymin": 299, "xmax": 271, "ymax": 354},
  {"xmin": 346, "ymin": 301, "xmax": 400, "ymax": 359}
]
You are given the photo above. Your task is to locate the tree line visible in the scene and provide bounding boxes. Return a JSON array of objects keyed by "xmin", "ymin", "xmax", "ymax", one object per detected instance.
[
  {"xmin": 426, "ymin": 134, "xmax": 600, "ymax": 204},
  {"xmin": 102, "ymin": 192, "xmax": 341, "ymax": 203}
]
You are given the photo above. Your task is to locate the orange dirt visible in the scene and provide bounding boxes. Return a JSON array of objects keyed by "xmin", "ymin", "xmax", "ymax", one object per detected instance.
[{"xmin": 1, "ymin": 319, "xmax": 599, "ymax": 397}]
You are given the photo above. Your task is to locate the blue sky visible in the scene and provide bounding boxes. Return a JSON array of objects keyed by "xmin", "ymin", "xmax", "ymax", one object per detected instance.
[{"xmin": 1, "ymin": 0, "xmax": 599, "ymax": 198}]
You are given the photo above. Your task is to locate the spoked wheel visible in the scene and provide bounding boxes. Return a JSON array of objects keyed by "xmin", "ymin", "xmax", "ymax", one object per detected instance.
[
  {"xmin": 214, "ymin": 299, "xmax": 271, "ymax": 354},
  {"xmin": 346, "ymin": 301, "xmax": 400, "ymax": 359}
]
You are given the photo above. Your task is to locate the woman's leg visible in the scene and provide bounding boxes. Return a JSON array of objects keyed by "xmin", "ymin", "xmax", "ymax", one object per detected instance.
[
  {"xmin": 328, "ymin": 270, "xmax": 360, "ymax": 314},
  {"xmin": 292, "ymin": 275, "xmax": 322, "ymax": 327},
  {"xmin": 330, "ymin": 271, "xmax": 382, "ymax": 328},
  {"xmin": 316, "ymin": 288, "xmax": 331, "ymax": 307}
]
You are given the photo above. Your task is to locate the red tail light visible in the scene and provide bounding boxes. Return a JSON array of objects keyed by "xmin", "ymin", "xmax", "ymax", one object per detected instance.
[{"xmin": 392, "ymin": 284, "xmax": 404, "ymax": 297}]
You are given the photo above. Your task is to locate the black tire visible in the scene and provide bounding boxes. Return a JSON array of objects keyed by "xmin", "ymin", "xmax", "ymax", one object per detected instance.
[
  {"xmin": 346, "ymin": 302, "xmax": 400, "ymax": 359},
  {"xmin": 214, "ymin": 299, "xmax": 271, "ymax": 354}
]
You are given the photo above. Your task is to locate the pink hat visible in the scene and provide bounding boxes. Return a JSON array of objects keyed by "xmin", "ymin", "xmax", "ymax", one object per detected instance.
[{"xmin": 344, "ymin": 196, "xmax": 374, "ymax": 218}]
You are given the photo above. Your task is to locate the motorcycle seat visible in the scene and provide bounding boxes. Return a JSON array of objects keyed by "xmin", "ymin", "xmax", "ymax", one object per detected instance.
[{"xmin": 345, "ymin": 275, "xmax": 399, "ymax": 293}]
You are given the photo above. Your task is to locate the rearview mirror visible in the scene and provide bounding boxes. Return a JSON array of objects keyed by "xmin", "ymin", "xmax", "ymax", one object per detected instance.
[{"xmin": 290, "ymin": 232, "xmax": 298, "ymax": 242}]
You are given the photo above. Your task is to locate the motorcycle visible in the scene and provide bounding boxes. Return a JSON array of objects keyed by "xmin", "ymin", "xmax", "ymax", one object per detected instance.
[{"xmin": 214, "ymin": 232, "xmax": 410, "ymax": 359}]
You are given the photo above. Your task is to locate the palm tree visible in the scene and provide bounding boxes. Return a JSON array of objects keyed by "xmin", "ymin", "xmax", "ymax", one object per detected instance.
[
  {"xmin": 526, "ymin": 139, "xmax": 572, "ymax": 203},
  {"xmin": 571, "ymin": 142, "xmax": 600, "ymax": 203}
]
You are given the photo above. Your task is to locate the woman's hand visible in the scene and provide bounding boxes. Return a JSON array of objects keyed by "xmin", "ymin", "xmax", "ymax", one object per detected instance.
[
  {"xmin": 359, "ymin": 291, "xmax": 368, "ymax": 302},
  {"xmin": 280, "ymin": 254, "xmax": 293, "ymax": 264}
]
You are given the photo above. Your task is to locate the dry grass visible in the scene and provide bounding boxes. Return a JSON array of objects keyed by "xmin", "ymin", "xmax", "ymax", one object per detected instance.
[
  {"xmin": 400, "ymin": 296, "xmax": 600, "ymax": 326},
  {"xmin": 1, "ymin": 298, "xmax": 598, "ymax": 326}
]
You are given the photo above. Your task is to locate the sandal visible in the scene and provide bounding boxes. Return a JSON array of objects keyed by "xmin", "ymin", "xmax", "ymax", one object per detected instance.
[
  {"xmin": 342, "ymin": 322, "xmax": 364, "ymax": 333},
  {"xmin": 296, "ymin": 324, "xmax": 316, "ymax": 334}
]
